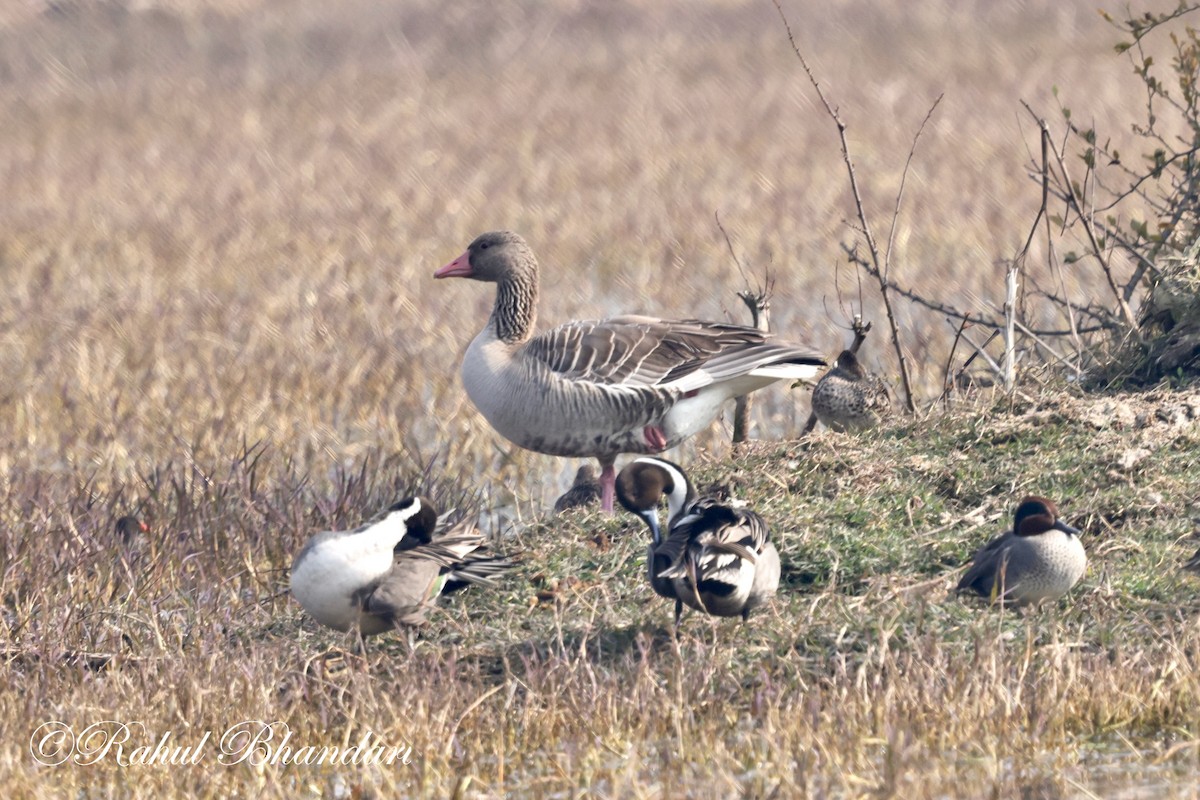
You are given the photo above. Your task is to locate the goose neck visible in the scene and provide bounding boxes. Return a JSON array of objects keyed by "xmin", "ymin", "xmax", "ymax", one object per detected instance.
[{"xmin": 492, "ymin": 276, "xmax": 538, "ymax": 344}]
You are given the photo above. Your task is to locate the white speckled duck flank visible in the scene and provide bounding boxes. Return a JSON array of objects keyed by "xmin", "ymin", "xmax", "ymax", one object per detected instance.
[
  {"xmin": 957, "ymin": 496, "xmax": 1086, "ymax": 607},
  {"xmin": 435, "ymin": 231, "xmax": 826, "ymax": 513},
  {"xmin": 811, "ymin": 349, "xmax": 891, "ymax": 432}
]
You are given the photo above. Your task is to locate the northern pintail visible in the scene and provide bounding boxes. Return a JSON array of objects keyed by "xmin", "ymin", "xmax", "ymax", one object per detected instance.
[
  {"xmin": 616, "ymin": 456, "xmax": 780, "ymax": 625},
  {"xmin": 290, "ymin": 496, "xmax": 514, "ymax": 635}
]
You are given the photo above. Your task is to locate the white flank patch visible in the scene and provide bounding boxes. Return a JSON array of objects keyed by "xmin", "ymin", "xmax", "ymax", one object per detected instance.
[
  {"xmin": 749, "ymin": 364, "xmax": 821, "ymax": 381},
  {"xmin": 665, "ymin": 370, "xmax": 714, "ymax": 393}
]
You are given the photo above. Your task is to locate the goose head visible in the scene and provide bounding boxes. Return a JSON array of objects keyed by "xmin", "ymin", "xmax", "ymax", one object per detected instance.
[
  {"xmin": 615, "ymin": 457, "xmax": 694, "ymax": 545},
  {"xmin": 1013, "ymin": 496, "xmax": 1079, "ymax": 537},
  {"xmin": 434, "ymin": 230, "xmax": 536, "ymax": 284}
]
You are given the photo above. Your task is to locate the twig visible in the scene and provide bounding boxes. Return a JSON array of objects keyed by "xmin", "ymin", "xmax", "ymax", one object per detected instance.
[
  {"xmin": 1021, "ymin": 101, "xmax": 1142, "ymax": 336},
  {"xmin": 839, "ymin": 244, "xmax": 1113, "ymax": 336},
  {"xmin": 849, "ymin": 315, "xmax": 872, "ymax": 354},
  {"xmin": 979, "ymin": 293, "xmax": 1086, "ymax": 379},
  {"xmin": 717, "ymin": 212, "xmax": 773, "ymax": 443},
  {"xmin": 1004, "ymin": 264, "xmax": 1019, "ymax": 392},
  {"xmin": 1011, "ymin": 318, "xmax": 1083, "ymax": 376},
  {"xmin": 940, "ymin": 314, "xmax": 971, "ymax": 407},
  {"xmin": 886, "ymin": 93, "xmax": 944, "ymax": 273},
  {"xmin": 774, "ymin": 0, "xmax": 917, "ymax": 413},
  {"xmin": 955, "ymin": 325, "xmax": 1005, "ymax": 378}
]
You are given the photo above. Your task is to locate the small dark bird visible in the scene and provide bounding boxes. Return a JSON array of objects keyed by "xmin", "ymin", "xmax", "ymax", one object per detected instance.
[
  {"xmin": 811, "ymin": 349, "xmax": 891, "ymax": 432},
  {"xmin": 290, "ymin": 496, "xmax": 515, "ymax": 635},
  {"xmin": 115, "ymin": 515, "xmax": 148, "ymax": 546},
  {"xmin": 553, "ymin": 465, "xmax": 603, "ymax": 514},
  {"xmin": 1183, "ymin": 547, "xmax": 1200, "ymax": 575},
  {"xmin": 957, "ymin": 496, "xmax": 1086, "ymax": 607},
  {"xmin": 615, "ymin": 457, "xmax": 779, "ymax": 626}
]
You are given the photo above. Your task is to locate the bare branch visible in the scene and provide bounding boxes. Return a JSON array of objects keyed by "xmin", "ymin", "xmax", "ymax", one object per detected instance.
[
  {"xmin": 885, "ymin": 93, "xmax": 943, "ymax": 271},
  {"xmin": 839, "ymin": 243, "xmax": 1114, "ymax": 335},
  {"xmin": 717, "ymin": 214, "xmax": 773, "ymax": 444},
  {"xmin": 714, "ymin": 211, "xmax": 751, "ymax": 289},
  {"xmin": 774, "ymin": 0, "xmax": 917, "ymax": 412},
  {"xmin": 939, "ymin": 314, "xmax": 970, "ymax": 408},
  {"xmin": 1021, "ymin": 100, "xmax": 1142, "ymax": 335}
]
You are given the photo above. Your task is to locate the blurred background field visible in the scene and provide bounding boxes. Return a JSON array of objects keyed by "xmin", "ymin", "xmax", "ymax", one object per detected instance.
[
  {"xmin": 0, "ymin": 0, "xmax": 1162, "ymax": 500},
  {"xmin": 2, "ymin": 1, "xmax": 1198, "ymax": 797}
]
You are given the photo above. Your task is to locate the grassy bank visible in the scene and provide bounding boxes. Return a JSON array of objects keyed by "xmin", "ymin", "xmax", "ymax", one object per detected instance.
[{"xmin": 4, "ymin": 388, "xmax": 1200, "ymax": 797}]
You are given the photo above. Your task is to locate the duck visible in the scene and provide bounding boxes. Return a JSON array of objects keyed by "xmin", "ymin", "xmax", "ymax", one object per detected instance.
[
  {"xmin": 434, "ymin": 231, "xmax": 826, "ymax": 512},
  {"xmin": 615, "ymin": 456, "xmax": 694, "ymax": 607},
  {"xmin": 615, "ymin": 456, "xmax": 780, "ymax": 625},
  {"xmin": 811, "ymin": 349, "xmax": 890, "ymax": 432},
  {"xmin": 956, "ymin": 496, "xmax": 1086, "ymax": 607},
  {"xmin": 290, "ymin": 496, "xmax": 514, "ymax": 635},
  {"xmin": 553, "ymin": 464, "xmax": 603, "ymax": 515}
]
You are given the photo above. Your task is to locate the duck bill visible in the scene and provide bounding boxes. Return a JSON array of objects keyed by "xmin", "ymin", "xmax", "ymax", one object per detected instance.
[
  {"xmin": 434, "ymin": 251, "xmax": 472, "ymax": 279},
  {"xmin": 1053, "ymin": 519, "xmax": 1081, "ymax": 535},
  {"xmin": 641, "ymin": 510, "xmax": 662, "ymax": 545}
]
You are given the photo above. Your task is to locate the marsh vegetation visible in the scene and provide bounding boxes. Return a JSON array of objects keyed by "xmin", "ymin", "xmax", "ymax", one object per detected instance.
[{"xmin": 2, "ymin": 0, "xmax": 1199, "ymax": 796}]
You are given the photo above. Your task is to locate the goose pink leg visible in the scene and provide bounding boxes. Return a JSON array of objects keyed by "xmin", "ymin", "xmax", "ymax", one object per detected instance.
[
  {"xmin": 598, "ymin": 457, "xmax": 617, "ymax": 514},
  {"xmin": 643, "ymin": 425, "xmax": 667, "ymax": 451}
]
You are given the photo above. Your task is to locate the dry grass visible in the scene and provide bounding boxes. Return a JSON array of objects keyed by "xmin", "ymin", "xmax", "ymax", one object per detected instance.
[{"xmin": 3, "ymin": 0, "xmax": 1200, "ymax": 796}]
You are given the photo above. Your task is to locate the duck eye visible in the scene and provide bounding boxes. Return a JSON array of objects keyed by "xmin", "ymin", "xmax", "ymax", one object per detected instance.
[{"xmin": 480, "ymin": 242, "xmax": 490, "ymax": 250}]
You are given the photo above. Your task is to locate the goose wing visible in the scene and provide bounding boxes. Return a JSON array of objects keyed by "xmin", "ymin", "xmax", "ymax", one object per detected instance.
[{"xmin": 524, "ymin": 316, "xmax": 824, "ymax": 391}]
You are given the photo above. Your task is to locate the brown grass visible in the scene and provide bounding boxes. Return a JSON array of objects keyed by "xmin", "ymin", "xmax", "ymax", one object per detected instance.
[{"xmin": 2, "ymin": 0, "xmax": 1199, "ymax": 796}]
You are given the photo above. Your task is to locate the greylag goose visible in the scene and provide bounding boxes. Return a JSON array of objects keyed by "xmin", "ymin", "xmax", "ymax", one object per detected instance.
[
  {"xmin": 553, "ymin": 465, "xmax": 603, "ymax": 515},
  {"xmin": 435, "ymin": 231, "xmax": 826, "ymax": 511},
  {"xmin": 811, "ymin": 349, "xmax": 891, "ymax": 432},
  {"xmin": 956, "ymin": 496, "xmax": 1085, "ymax": 607},
  {"xmin": 615, "ymin": 456, "xmax": 779, "ymax": 625},
  {"xmin": 290, "ymin": 496, "xmax": 514, "ymax": 635}
]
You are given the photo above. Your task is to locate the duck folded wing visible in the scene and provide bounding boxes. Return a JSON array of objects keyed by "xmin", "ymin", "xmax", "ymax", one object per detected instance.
[
  {"xmin": 363, "ymin": 560, "xmax": 443, "ymax": 626},
  {"xmin": 524, "ymin": 316, "xmax": 824, "ymax": 389},
  {"xmin": 442, "ymin": 553, "xmax": 517, "ymax": 593},
  {"xmin": 956, "ymin": 539, "xmax": 1017, "ymax": 597},
  {"xmin": 659, "ymin": 504, "xmax": 770, "ymax": 581}
]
